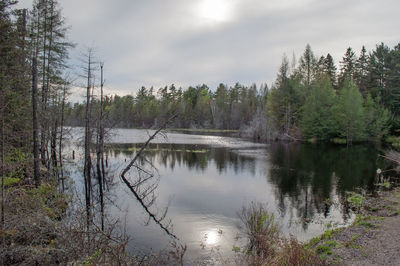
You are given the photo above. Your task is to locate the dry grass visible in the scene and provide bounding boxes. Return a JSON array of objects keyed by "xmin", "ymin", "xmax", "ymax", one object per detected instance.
[
  {"xmin": 236, "ymin": 202, "xmax": 325, "ymax": 266},
  {"xmin": 0, "ymin": 182, "xmax": 135, "ymax": 265},
  {"xmin": 0, "ymin": 181, "xmax": 188, "ymax": 265}
]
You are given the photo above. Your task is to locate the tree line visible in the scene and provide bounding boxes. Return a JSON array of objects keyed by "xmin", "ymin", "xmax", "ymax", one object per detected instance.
[
  {"xmin": 1, "ymin": 0, "xmax": 73, "ymax": 191},
  {"xmin": 66, "ymin": 42, "xmax": 400, "ymax": 143},
  {"xmin": 0, "ymin": 0, "xmax": 110, "ymax": 249}
]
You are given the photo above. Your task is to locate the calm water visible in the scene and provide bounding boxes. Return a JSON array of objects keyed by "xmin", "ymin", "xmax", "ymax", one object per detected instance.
[{"xmin": 66, "ymin": 128, "xmax": 387, "ymax": 262}]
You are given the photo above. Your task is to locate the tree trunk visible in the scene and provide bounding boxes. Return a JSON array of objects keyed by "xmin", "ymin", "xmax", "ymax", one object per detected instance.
[
  {"xmin": 32, "ymin": 57, "xmax": 41, "ymax": 187},
  {"xmin": 59, "ymin": 82, "xmax": 66, "ymax": 192},
  {"xmin": 84, "ymin": 52, "xmax": 92, "ymax": 232}
]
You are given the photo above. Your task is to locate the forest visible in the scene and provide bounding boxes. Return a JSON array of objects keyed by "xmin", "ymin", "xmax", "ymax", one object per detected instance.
[
  {"xmin": 65, "ymin": 44, "xmax": 400, "ymax": 143},
  {"xmin": 1, "ymin": 0, "xmax": 400, "ymax": 264}
]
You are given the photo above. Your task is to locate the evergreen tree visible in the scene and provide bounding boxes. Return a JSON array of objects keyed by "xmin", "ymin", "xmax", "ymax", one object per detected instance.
[
  {"xmin": 333, "ymin": 78, "xmax": 365, "ymax": 142},
  {"xmin": 355, "ymin": 46, "xmax": 369, "ymax": 96},
  {"xmin": 298, "ymin": 44, "xmax": 317, "ymax": 89},
  {"xmin": 301, "ymin": 75, "xmax": 336, "ymax": 140},
  {"xmin": 338, "ymin": 47, "xmax": 357, "ymax": 88},
  {"xmin": 364, "ymin": 94, "xmax": 390, "ymax": 140},
  {"xmin": 324, "ymin": 53, "xmax": 337, "ymax": 89}
]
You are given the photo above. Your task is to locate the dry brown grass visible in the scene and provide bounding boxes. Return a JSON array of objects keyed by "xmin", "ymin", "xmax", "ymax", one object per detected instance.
[
  {"xmin": 0, "ymin": 182, "xmax": 136, "ymax": 265},
  {"xmin": 236, "ymin": 202, "xmax": 325, "ymax": 266}
]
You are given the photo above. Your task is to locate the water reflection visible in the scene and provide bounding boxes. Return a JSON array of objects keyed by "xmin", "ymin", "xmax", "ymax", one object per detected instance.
[
  {"xmin": 267, "ymin": 143, "xmax": 383, "ymax": 231},
  {"xmin": 70, "ymin": 131, "xmax": 390, "ymax": 262}
]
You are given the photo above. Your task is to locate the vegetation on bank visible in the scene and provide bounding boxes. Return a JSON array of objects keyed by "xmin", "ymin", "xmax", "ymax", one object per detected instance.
[
  {"xmin": 1, "ymin": 0, "xmax": 400, "ymax": 264},
  {"xmin": 232, "ymin": 202, "xmax": 325, "ymax": 265},
  {"xmin": 65, "ymin": 44, "xmax": 400, "ymax": 144},
  {"xmin": 306, "ymin": 186, "xmax": 400, "ymax": 264},
  {"xmin": 306, "ymin": 151, "xmax": 400, "ymax": 264},
  {"xmin": 0, "ymin": 180, "xmax": 132, "ymax": 265}
]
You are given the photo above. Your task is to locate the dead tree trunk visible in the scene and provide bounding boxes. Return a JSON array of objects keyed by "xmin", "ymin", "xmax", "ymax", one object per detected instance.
[
  {"xmin": 58, "ymin": 82, "xmax": 67, "ymax": 192},
  {"xmin": 32, "ymin": 57, "xmax": 41, "ymax": 187},
  {"xmin": 96, "ymin": 63, "xmax": 105, "ymax": 231},
  {"xmin": 84, "ymin": 51, "xmax": 93, "ymax": 232},
  {"xmin": 120, "ymin": 115, "xmax": 178, "ymax": 239}
]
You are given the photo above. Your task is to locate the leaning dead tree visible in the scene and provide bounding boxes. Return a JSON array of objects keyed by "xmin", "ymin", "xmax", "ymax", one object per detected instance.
[{"xmin": 120, "ymin": 115, "xmax": 178, "ymax": 240}]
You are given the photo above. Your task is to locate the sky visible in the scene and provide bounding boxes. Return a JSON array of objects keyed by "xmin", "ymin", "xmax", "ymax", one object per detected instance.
[{"xmin": 16, "ymin": 0, "xmax": 400, "ymax": 101}]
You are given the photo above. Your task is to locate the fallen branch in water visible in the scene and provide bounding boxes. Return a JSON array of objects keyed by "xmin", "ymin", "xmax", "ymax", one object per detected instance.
[{"xmin": 120, "ymin": 115, "xmax": 178, "ymax": 240}]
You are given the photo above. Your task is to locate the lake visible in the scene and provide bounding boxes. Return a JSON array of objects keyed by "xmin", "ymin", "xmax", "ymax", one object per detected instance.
[{"xmin": 65, "ymin": 128, "xmax": 387, "ymax": 263}]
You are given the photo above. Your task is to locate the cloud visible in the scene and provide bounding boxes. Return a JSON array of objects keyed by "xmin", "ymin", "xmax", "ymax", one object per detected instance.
[{"xmin": 17, "ymin": 0, "xmax": 400, "ymax": 100}]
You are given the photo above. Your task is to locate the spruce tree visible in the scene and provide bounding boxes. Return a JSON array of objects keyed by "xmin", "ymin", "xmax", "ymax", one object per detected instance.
[
  {"xmin": 364, "ymin": 94, "xmax": 390, "ymax": 140},
  {"xmin": 333, "ymin": 78, "xmax": 365, "ymax": 142},
  {"xmin": 355, "ymin": 46, "xmax": 369, "ymax": 96},
  {"xmin": 338, "ymin": 47, "xmax": 357, "ymax": 88},
  {"xmin": 301, "ymin": 75, "xmax": 336, "ymax": 140}
]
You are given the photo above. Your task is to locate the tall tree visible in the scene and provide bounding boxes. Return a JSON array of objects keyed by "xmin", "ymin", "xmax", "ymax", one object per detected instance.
[
  {"xmin": 364, "ymin": 94, "xmax": 390, "ymax": 140},
  {"xmin": 29, "ymin": 0, "xmax": 72, "ymax": 168},
  {"xmin": 333, "ymin": 78, "xmax": 365, "ymax": 143},
  {"xmin": 323, "ymin": 53, "xmax": 337, "ymax": 89},
  {"xmin": 338, "ymin": 47, "xmax": 357, "ymax": 88},
  {"xmin": 355, "ymin": 46, "xmax": 369, "ymax": 96},
  {"xmin": 301, "ymin": 75, "xmax": 336, "ymax": 140},
  {"xmin": 298, "ymin": 44, "xmax": 317, "ymax": 89}
]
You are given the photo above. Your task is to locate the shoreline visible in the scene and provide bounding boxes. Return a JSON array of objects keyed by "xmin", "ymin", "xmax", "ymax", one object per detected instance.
[{"xmin": 307, "ymin": 186, "xmax": 400, "ymax": 265}]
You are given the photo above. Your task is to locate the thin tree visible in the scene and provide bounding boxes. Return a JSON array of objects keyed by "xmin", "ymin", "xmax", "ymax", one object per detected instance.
[
  {"xmin": 96, "ymin": 62, "xmax": 105, "ymax": 231},
  {"xmin": 32, "ymin": 57, "xmax": 41, "ymax": 187},
  {"xmin": 83, "ymin": 49, "xmax": 95, "ymax": 232}
]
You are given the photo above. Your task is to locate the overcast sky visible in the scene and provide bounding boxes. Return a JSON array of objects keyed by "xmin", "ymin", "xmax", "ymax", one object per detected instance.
[{"xmin": 17, "ymin": 0, "xmax": 399, "ymax": 100}]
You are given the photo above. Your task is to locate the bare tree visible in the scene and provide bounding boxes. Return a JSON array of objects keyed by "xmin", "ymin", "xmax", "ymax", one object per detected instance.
[
  {"xmin": 120, "ymin": 115, "xmax": 178, "ymax": 239},
  {"xmin": 96, "ymin": 62, "xmax": 105, "ymax": 231},
  {"xmin": 83, "ymin": 49, "xmax": 95, "ymax": 232}
]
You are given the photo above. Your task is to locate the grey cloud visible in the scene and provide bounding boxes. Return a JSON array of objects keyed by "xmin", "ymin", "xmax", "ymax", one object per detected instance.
[{"xmin": 17, "ymin": 0, "xmax": 400, "ymax": 97}]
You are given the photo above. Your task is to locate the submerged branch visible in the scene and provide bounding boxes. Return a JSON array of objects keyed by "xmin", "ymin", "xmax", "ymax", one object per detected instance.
[
  {"xmin": 120, "ymin": 170, "xmax": 178, "ymax": 240},
  {"xmin": 120, "ymin": 114, "xmax": 178, "ymax": 240}
]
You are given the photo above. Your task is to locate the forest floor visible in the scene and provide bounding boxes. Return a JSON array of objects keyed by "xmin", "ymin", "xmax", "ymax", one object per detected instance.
[{"xmin": 308, "ymin": 186, "xmax": 400, "ymax": 266}]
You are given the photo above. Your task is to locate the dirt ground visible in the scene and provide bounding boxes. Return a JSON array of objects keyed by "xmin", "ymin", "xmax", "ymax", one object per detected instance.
[{"xmin": 314, "ymin": 187, "xmax": 400, "ymax": 266}]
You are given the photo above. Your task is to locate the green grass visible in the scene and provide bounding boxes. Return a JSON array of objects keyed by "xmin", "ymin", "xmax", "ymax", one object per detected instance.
[
  {"xmin": 347, "ymin": 192, "xmax": 365, "ymax": 209},
  {"xmin": 315, "ymin": 240, "xmax": 340, "ymax": 259},
  {"xmin": 345, "ymin": 233, "xmax": 361, "ymax": 248},
  {"xmin": 2, "ymin": 177, "xmax": 21, "ymax": 187},
  {"xmin": 354, "ymin": 215, "xmax": 382, "ymax": 228}
]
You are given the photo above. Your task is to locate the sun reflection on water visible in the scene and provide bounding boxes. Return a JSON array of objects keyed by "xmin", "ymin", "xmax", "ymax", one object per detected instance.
[{"xmin": 203, "ymin": 229, "xmax": 223, "ymax": 246}]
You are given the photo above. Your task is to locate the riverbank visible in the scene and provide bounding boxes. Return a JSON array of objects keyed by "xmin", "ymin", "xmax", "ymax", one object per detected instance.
[
  {"xmin": 0, "ymin": 180, "xmax": 134, "ymax": 265},
  {"xmin": 308, "ymin": 186, "xmax": 400, "ymax": 265}
]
